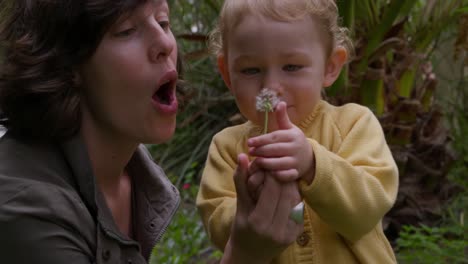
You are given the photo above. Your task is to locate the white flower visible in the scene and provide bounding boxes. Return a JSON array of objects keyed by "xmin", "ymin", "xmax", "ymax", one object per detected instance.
[
  {"xmin": 256, "ymin": 88, "xmax": 280, "ymax": 134},
  {"xmin": 256, "ymin": 88, "xmax": 280, "ymax": 113}
]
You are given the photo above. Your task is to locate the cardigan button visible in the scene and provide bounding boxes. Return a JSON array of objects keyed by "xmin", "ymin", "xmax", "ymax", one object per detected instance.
[{"xmin": 296, "ymin": 232, "xmax": 310, "ymax": 247}]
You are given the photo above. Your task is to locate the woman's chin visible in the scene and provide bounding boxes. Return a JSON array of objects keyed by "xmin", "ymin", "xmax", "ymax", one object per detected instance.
[{"xmin": 147, "ymin": 125, "xmax": 176, "ymax": 144}]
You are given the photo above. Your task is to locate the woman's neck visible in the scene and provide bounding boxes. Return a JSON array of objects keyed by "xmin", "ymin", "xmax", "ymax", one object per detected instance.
[
  {"xmin": 80, "ymin": 115, "xmax": 136, "ymax": 237},
  {"xmin": 80, "ymin": 115, "xmax": 138, "ymax": 192}
]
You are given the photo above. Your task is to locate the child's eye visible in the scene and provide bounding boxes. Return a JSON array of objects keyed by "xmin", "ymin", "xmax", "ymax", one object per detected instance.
[
  {"xmin": 283, "ymin": 64, "xmax": 302, "ymax": 72},
  {"xmin": 241, "ymin": 68, "xmax": 260, "ymax": 75}
]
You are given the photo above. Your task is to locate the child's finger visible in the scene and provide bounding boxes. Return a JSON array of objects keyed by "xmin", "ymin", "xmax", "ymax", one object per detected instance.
[
  {"xmin": 271, "ymin": 169, "xmax": 299, "ymax": 182},
  {"xmin": 249, "ymin": 142, "xmax": 294, "ymax": 158},
  {"xmin": 254, "ymin": 156, "xmax": 295, "ymax": 171},
  {"xmin": 250, "ymin": 159, "xmax": 299, "ymax": 182},
  {"xmin": 275, "ymin": 101, "xmax": 293, "ymax": 130},
  {"xmin": 247, "ymin": 130, "xmax": 292, "ymax": 147}
]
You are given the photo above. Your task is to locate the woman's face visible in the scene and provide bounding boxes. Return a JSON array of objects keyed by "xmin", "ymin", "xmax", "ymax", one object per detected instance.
[{"xmin": 80, "ymin": 0, "xmax": 178, "ymax": 145}]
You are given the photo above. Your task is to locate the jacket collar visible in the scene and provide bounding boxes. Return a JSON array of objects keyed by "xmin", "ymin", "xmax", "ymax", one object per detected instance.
[
  {"xmin": 61, "ymin": 134, "xmax": 180, "ymax": 259},
  {"xmin": 61, "ymin": 134, "xmax": 98, "ymax": 215}
]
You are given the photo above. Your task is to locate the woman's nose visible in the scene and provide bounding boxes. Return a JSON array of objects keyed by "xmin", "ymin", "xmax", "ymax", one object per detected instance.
[{"xmin": 148, "ymin": 27, "xmax": 175, "ymax": 63}]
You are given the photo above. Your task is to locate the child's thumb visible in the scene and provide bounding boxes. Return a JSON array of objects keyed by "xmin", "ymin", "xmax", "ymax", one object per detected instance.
[{"xmin": 275, "ymin": 101, "xmax": 293, "ymax": 130}]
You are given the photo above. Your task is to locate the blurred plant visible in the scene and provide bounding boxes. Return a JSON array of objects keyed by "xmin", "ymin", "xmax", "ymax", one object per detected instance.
[
  {"xmin": 395, "ymin": 4, "xmax": 468, "ymax": 260},
  {"xmin": 396, "ymin": 224, "xmax": 467, "ymax": 263},
  {"xmin": 154, "ymin": 0, "xmax": 468, "ymax": 250},
  {"xmin": 149, "ymin": 176, "xmax": 222, "ymax": 264},
  {"xmin": 331, "ymin": 0, "xmax": 468, "ymax": 242}
]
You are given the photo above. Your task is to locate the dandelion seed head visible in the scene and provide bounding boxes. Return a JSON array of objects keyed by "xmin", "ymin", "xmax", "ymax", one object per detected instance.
[{"xmin": 256, "ymin": 88, "xmax": 280, "ymax": 112}]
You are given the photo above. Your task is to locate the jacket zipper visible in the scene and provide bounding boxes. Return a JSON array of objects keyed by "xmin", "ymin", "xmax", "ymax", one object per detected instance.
[{"xmin": 147, "ymin": 195, "xmax": 181, "ymax": 263}]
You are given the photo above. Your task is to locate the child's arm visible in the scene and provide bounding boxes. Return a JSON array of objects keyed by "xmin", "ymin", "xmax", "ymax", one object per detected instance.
[
  {"xmin": 299, "ymin": 108, "xmax": 398, "ymax": 241},
  {"xmin": 248, "ymin": 104, "xmax": 398, "ymax": 241},
  {"xmin": 196, "ymin": 133, "xmax": 238, "ymax": 251}
]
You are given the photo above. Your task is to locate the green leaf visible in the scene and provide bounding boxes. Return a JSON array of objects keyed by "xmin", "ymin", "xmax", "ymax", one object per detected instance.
[
  {"xmin": 455, "ymin": 6, "xmax": 468, "ymax": 13},
  {"xmin": 358, "ymin": 0, "xmax": 418, "ymax": 74},
  {"xmin": 398, "ymin": 70, "xmax": 416, "ymax": 98},
  {"xmin": 327, "ymin": 69, "xmax": 348, "ymax": 97},
  {"xmin": 360, "ymin": 78, "xmax": 384, "ymax": 114},
  {"xmin": 337, "ymin": 0, "xmax": 355, "ymax": 33}
]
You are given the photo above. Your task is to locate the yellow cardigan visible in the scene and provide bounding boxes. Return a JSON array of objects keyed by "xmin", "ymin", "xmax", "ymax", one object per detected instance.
[{"xmin": 196, "ymin": 100, "xmax": 398, "ymax": 263}]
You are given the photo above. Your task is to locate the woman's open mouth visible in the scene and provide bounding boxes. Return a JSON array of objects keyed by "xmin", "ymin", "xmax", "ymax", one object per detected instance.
[{"xmin": 152, "ymin": 70, "xmax": 178, "ymax": 114}]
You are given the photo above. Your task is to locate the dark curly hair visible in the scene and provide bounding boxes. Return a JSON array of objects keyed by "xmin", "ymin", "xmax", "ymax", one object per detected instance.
[{"xmin": 0, "ymin": 0, "xmax": 187, "ymax": 142}]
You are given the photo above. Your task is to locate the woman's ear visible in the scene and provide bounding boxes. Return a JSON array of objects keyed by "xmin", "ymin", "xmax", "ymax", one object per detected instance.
[
  {"xmin": 323, "ymin": 47, "xmax": 348, "ymax": 87},
  {"xmin": 217, "ymin": 54, "xmax": 232, "ymax": 91}
]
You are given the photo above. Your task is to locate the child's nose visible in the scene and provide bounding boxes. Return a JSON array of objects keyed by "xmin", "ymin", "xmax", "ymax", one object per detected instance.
[{"xmin": 263, "ymin": 73, "xmax": 284, "ymax": 95}]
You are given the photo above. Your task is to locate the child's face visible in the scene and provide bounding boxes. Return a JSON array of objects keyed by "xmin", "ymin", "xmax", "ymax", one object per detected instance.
[{"xmin": 219, "ymin": 14, "xmax": 341, "ymax": 129}]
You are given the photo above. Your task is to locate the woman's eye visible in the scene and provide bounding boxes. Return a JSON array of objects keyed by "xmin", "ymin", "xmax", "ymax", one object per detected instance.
[
  {"xmin": 241, "ymin": 68, "xmax": 260, "ymax": 75},
  {"xmin": 283, "ymin": 64, "xmax": 302, "ymax": 72},
  {"xmin": 158, "ymin": 20, "xmax": 170, "ymax": 31},
  {"xmin": 114, "ymin": 27, "xmax": 136, "ymax": 37}
]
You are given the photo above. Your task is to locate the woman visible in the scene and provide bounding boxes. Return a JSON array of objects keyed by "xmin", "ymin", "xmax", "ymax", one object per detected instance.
[{"xmin": 0, "ymin": 0, "xmax": 301, "ymax": 263}]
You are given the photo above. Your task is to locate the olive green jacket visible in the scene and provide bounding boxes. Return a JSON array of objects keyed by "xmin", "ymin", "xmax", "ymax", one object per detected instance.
[{"xmin": 0, "ymin": 133, "xmax": 180, "ymax": 264}]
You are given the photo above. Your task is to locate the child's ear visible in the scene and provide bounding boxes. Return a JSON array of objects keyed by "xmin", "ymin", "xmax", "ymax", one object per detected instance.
[
  {"xmin": 323, "ymin": 47, "xmax": 348, "ymax": 87},
  {"xmin": 217, "ymin": 54, "xmax": 232, "ymax": 91}
]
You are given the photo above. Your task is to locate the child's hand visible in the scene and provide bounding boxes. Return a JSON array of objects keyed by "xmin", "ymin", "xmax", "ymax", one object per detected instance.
[{"xmin": 248, "ymin": 102, "xmax": 315, "ymax": 183}]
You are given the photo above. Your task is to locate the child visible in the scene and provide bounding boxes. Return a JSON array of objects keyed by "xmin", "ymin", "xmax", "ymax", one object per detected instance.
[{"xmin": 196, "ymin": 0, "xmax": 399, "ymax": 263}]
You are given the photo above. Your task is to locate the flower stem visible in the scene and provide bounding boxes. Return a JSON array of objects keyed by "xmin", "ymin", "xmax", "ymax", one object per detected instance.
[{"xmin": 263, "ymin": 111, "xmax": 268, "ymax": 134}]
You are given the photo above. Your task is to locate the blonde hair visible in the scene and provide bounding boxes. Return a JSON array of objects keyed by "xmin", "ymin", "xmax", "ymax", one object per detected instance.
[{"xmin": 210, "ymin": 0, "xmax": 353, "ymax": 59}]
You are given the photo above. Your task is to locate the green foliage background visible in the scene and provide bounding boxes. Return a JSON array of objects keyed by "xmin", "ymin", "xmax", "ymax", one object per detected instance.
[{"xmin": 150, "ymin": 0, "xmax": 468, "ymax": 263}]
